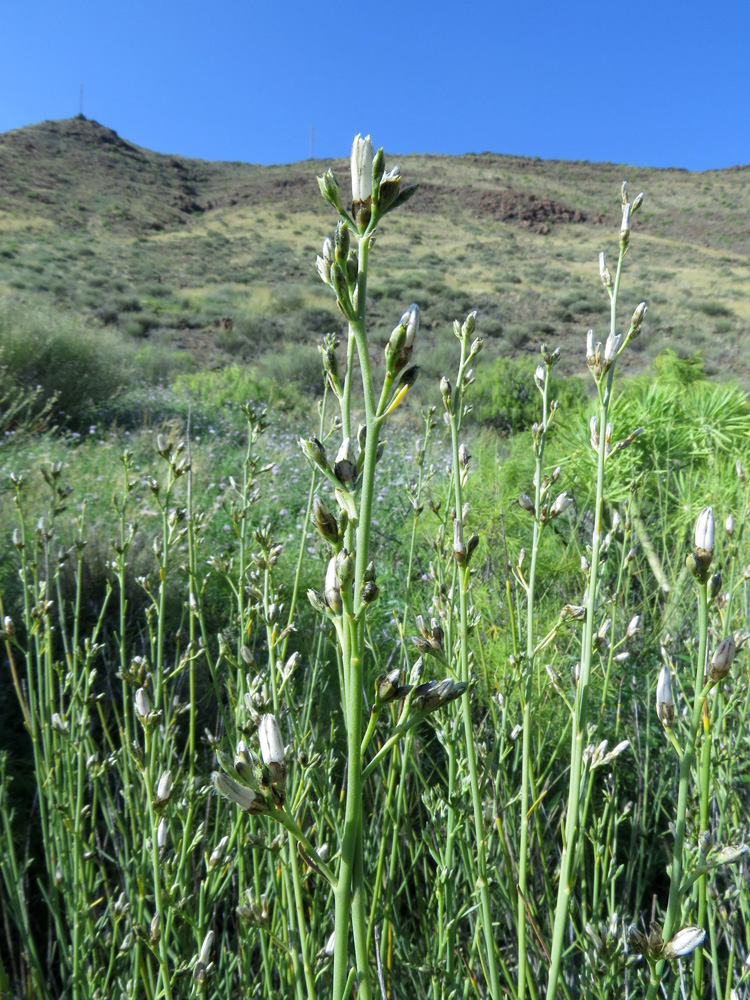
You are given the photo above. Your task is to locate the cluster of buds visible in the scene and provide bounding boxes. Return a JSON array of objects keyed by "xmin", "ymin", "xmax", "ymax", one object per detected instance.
[
  {"xmin": 584, "ymin": 915, "xmax": 621, "ymax": 968},
  {"xmin": 384, "ymin": 303, "xmax": 420, "ymax": 376},
  {"xmin": 629, "ymin": 922, "xmax": 704, "ymax": 962},
  {"xmin": 212, "ymin": 713, "xmax": 287, "ymax": 814},
  {"xmin": 317, "ymin": 134, "xmax": 417, "ymax": 236},
  {"xmin": 686, "ymin": 506, "xmax": 715, "ymax": 581},
  {"xmin": 238, "ymin": 889, "xmax": 270, "ymax": 926},
  {"xmin": 374, "ymin": 667, "xmax": 412, "ymax": 705},
  {"xmin": 412, "ymin": 615, "xmax": 447, "ymax": 660},
  {"xmin": 410, "ymin": 676, "xmax": 467, "ymax": 713},
  {"xmin": 586, "ymin": 329, "xmax": 622, "ymax": 381},
  {"xmin": 193, "ymin": 930, "xmax": 215, "ymax": 985},
  {"xmin": 316, "ymin": 223, "xmax": 359, "ymax": 320},
  {"xmin": 619, "ymin": 181, "xmax": 644, "ymax": 250},
  {"xmin": 452, "ymin": 517, "xmax": 479, "ymax": 566},
  {"xmin": 156, "ymin": 434, "xmax": 191, "ymax": 477},
  {"xmin": 318, "ymin": 333, "xmax": 341, "ymax": 396}
]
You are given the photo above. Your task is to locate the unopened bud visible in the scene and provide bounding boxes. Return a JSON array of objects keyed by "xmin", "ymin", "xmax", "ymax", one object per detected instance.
[
  {"xmin": 709, "ymin": 636, "xmax": 735, "ymax": 682},
  {"xmin": 656, "ymin": 663, "xmax": 674, "ymax": 727},
  {"xmin": 694, "ymin": 506, "xmax": 715, "ymax": 572}
]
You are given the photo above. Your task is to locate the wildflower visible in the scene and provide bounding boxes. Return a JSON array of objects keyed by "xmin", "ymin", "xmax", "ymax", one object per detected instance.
[{"xmin": 350, "ymin": 134, "xmax": 374, "ymax": 203}]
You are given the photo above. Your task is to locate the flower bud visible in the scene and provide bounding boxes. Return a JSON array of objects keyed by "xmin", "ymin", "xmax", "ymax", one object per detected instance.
[
  {"xmin": 311, "ymin": 496, "xmax": 339, "ymax": 543},
  {"xmin": 518, "ymin": 493, "xmax": 536, "ymax": 517},
  {"xmin": 211, "ymin": 772, "xmax": 265, "ymax": 814},
  {"xmin": 258, "ymin": 714, "xmax": 286, "ymax": 788},
  {"xmin": 155, "ymin": 770, "xmax": 173, "ymax": 805},
  {"xmin": 630, "ymin": 301, "xmax": 648, "ymax": 334},
  {"xmin": 135, "ymin": 687, "xmax": 151, "ymax": 721},
  {"xmin": 317, "ymin": 169, "xmax": 343, "ymax": 212},
  {"xmin": 351, "ymin": 134, "xmax": 374, "ymax": 202},
  {"xmin": 620, "ymin": 201, "xmax": 631, "ymax": 243},
  {"xmin": 656, "ymin": 663, "xmax": 674, "ymax": 727},
  {"xmin": 663, "ymin": 926, "xmax": 706, "ymax": 960},
  {"xmin": 694, "ymin": 506, "xmax": 715, "ymax": 572},
  {"xmin": 208, "ymin": 835, "xmax": 230, "ymax": 869},
  {"xmin": 440, "ymin": 377, "xmax": 452, "ymax": 411},
  {"xmin": 599, "ymin": 251, "xmax": 612, "ymax": 288},
  {"xmin": 709, "ymin": 635, "xmax": 735, "ymax": 682},
  {"xmin": 324, "ymin": 556, "xmax": 342, "ymax": 614}
]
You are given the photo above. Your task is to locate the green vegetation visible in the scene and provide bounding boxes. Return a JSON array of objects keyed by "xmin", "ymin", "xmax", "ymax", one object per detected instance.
[{"xmin": 0, "ymin": 123, "xmax": 749, "ymax": 1000}]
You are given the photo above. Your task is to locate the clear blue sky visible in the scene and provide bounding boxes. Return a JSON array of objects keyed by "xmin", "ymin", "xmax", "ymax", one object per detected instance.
[{"xmin": 2, "ymin": 0, "xmax": 747, "ymax": 171}]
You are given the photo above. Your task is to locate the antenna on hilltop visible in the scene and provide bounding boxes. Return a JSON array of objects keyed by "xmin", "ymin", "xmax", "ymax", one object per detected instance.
[
  {"xmin": 79, "ymin": 84, "xmax": 84, "ymax": 117},
  {"xmin": 310, "ymin": 126, "xmax": 314, "ymax": 160}
]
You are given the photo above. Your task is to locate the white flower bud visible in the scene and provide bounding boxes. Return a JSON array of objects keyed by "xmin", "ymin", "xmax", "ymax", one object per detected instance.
[
  {"xmin": 157, "ymin": 817, "xmax": 168, "ymax": 849},
  {"xmin": 199, "ymin": 930, "xmax": 214, "ymax": 965},
  {"xmin": 350, "ymin": 134, "xmax": 374, "ymax": 202},
  {"xmin": 135, "ymin": 687, "xmax": 150, "ymax": 720},
  {"xmin": 401, "ymin": 303, "xmax": 420, "ymax": 348},
  {"xmin": 211, "ymin": 772, "xmax": 263, "ymax": 813},
  {"xmin": 656, "ymin": 663, "xmax": 674, "ymax": 727},
  {"xmin": 156, "ymin": 770, "xmax": 173, "ymax": 803},
  {"xmin": 620, "ymin": 201, "xmax": 631, "ymax": 241},
  {"xmin": 664, "ymin": 926, "xmax": 706, "ymax": 959},
  {"xmin": 694, "ymin": 506, "xmax": 715, "ymax": 570}
]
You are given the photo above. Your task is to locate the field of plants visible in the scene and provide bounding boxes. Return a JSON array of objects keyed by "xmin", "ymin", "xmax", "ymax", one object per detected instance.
[{"xmin": 1, "ymin": 126, "xmax": 749, "ymax": 1000}]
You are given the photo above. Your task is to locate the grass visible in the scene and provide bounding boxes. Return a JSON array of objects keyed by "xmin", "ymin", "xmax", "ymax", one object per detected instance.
[{"xmin": 1, "ymin": 128, "xmax": 750, "ymax": 1000}]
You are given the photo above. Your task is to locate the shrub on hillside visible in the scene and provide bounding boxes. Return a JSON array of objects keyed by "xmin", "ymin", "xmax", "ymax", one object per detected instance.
[
  {"xmin": 0, "ymin": 299, "xmax": 132, "ymax": 426},
  {"xmin": 473, "ymin": 355, "xmax": 587, "ymax": 436}
]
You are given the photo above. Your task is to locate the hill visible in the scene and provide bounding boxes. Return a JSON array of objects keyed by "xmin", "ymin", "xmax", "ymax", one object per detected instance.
[{"xmin": 1, "ymin": 115, "xmax": 750, "ymax": 389}]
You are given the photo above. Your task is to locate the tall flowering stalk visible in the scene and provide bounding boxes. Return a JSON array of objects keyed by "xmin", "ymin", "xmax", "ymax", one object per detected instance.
[{"xmin": 546, "ymin": 185, "xmax": 647, "ymax": 999}]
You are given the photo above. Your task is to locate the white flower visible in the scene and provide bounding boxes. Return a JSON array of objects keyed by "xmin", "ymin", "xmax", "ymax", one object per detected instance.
[{"xmin": 350, "ymin": 134, "xmax": 374, "ymax": 202}]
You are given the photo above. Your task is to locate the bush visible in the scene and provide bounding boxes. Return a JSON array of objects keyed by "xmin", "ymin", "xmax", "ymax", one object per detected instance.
[
  {"xmin": 472, "ymin": 356, "xmax": 587, "ymax": 436},
  {"xmin": 0, "ymin": 299, "xmax": 132, "ymax": 426}
]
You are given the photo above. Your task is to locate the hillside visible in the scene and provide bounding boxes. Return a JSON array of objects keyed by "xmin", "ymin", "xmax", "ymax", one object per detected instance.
[{"xmin": 1, "ymin": 115, "xmax": 750, "ymax": 387}]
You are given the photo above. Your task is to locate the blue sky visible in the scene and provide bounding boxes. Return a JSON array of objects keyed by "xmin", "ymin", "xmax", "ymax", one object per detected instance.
[{"xmin": 1, "ymin": 0, "xmax": 747, "ymax": 171}]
